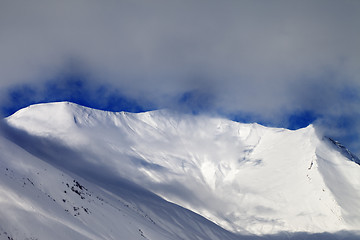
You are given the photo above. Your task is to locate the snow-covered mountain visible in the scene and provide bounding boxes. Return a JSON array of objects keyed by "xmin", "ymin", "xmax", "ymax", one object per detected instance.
[{"xmin": 1, "ymin": 101, "xmax": 360, "ymax": 239}]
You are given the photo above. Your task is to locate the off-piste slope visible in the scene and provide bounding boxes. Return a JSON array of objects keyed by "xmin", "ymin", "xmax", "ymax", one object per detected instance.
[
  {"xmin": 0, "ymin": 121, "xmax": 239, "ymax": 240},
  {"xmin": 3, "ymin": 101, "xmax": 360, "ymax": 238}
]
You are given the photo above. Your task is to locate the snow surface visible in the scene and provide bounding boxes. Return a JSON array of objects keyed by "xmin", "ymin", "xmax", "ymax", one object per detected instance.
[
  {"xmin": 0, "ymin": 120, "xmax": 238, "ymax": 240},
  {"xmin": 1, "ymin": 101, "xmax": 360, "ymax": 239}
]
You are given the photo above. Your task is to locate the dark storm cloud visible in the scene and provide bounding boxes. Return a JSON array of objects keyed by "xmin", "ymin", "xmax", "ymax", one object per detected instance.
[{"xmin": 0, "ymin": 0, "xmax": 359, "ymax": 153}]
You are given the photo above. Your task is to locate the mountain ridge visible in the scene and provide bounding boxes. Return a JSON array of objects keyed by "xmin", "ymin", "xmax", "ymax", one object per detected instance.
[{"xmin": 1, "ymin": 101, "xmax": 360, "ymax": 239}]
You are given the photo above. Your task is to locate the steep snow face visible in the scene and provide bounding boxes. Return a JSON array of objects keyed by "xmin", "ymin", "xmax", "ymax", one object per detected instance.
[
  {"xmin": 6, "ymin": 102, "xmax": 360, "ymax": 235},
  {"xmin": 0, "ymin": 121, "xmax": 239, "ymax": 240}
]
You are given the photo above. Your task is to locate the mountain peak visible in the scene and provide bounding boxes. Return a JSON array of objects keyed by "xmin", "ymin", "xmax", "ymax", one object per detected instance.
[{"xmin": 3, "ymin": 102, "xmax": 360, "ymax": 238}]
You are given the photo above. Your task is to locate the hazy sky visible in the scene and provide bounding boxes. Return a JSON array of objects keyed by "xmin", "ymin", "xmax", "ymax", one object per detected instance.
[{"xmin": 0, "ymin": 0, "xmax": 359, "ymax": 154}]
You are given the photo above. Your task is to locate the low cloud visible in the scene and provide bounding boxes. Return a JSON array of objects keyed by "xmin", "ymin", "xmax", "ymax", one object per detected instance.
[{"xmin": 0, "ymin": 0, "xmax": 359, "ymax": 154}]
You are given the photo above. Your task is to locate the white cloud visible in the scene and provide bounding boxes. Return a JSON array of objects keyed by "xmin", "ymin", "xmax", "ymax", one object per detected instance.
[{"xmin": 0, "ymin": 0, "xmax": 360, "ymax": 153}]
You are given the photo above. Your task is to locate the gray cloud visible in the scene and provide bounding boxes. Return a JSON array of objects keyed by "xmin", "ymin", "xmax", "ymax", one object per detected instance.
[{"xmin": 0, "ymin": 0, "xmax": 359, "ymax": 153}]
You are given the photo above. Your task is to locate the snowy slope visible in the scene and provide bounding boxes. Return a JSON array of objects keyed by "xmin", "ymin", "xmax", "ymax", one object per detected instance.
[
  {"xmin": 2, "ymin": 101, "xmax": 360, "ymax": 239},
  {"xmin": 0, "ymin": 120, "xmax": 240, "ymax": 240}
]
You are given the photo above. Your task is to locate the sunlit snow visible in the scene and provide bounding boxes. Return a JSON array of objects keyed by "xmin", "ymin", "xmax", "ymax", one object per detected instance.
[{"xmin": 1, "ymin": 102, "xmax": 360, "ymax": 239}]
